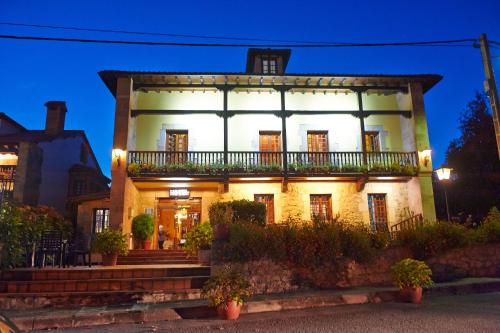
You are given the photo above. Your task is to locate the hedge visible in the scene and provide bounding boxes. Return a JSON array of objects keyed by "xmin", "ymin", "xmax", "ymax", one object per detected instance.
[{"xmin": 209, "ymin": 200, "xmax": 267, "ymax": 226}]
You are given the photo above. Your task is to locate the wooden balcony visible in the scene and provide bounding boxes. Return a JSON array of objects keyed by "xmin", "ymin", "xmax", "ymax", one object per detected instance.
[
  {"xmin": 0, "ymin": 166, "xmax": 15, "ymax": 202},
  {"xmin": 127, "ymin": 151, "xmax": 418, "ymax": 178}
]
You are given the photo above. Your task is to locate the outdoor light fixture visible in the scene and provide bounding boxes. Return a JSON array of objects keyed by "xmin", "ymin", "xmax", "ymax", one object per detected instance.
[
  {"xmin": 435, "ymin": 166, "xmax": 454, "ymax": 221},
  {"xmin": 420, "ymin": 149, "xmax": 432, "ymax": 167},
  {"xmin": 113, "ymin": 148, "xmax": 125, "ymax": 166}
]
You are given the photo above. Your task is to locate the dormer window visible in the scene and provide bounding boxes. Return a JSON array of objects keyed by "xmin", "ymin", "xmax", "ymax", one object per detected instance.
[{"xmin": 262, "ymin": 57, "xmax": 277, "ymax": 74}]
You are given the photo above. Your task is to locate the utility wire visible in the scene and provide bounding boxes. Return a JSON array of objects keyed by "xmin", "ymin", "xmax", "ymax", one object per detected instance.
[
  {"xmin": 0, "ymin": 21, "xmax": 338, "ymax": 44},
  {"xmin": 0, "ymin": 34, "xmax": 478, "ymax": 48}
]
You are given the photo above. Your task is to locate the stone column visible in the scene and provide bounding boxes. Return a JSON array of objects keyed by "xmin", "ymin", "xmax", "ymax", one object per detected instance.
[
  {"xmin": 13, "ymin": 141, "xmax": 43, "ymax": 206},
  {"xmin": 409, "ymin": 82, "xmax": 436, "ymax": 222},
  {"xmin": 110, "ymin": 77, "xmax": 137, "ymax": 233}
]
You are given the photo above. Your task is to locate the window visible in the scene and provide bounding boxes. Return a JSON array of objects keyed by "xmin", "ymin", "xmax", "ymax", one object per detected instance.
[
  {"xmin": 307, "ymin": 131, "xmax": 329, "ymax": 164},
  {"xmin": 73, "ymin": 180, "xmax": 87, "ymax": 196},
  {"xmin": 166, "ymin": 130, "xmax": 188, "ymax": 163},
  {"xmin": 365, "ymin": 131, "xmax": 381, "ymax": 152},
  {"xmin": 93, "ymin": 208, "xmax": 110, "ymax": 234},
  {"xmin": 368, "ymin": 194, "xmax": 388, "ymax": 232},
  {"xmin": 259, "ymin": 131, "xmax": 281, "ymax": 165},
  {"xmin": 262, "ymin": 57, "xmax": 277, "ymax": 74},
  {"xmin": 254, "ymin": 194, "xmax": 275, "ymax": 224},
  {"xmin": 310, "ymin": 194, "xmax": 332, "ymax": 221}
]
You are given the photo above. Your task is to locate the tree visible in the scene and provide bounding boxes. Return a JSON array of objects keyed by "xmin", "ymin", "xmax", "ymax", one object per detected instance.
[{"xmin": 439, "ymin": 92, "xmax": 500, "ymax": 220}]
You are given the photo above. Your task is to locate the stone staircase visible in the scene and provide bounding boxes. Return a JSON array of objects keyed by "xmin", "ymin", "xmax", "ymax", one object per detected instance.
[
  {"xmin": 117, "ymin": 249, "xmax": 199, "ymax": 265},
  {"xmin": 0, "ymin": 252, "xmax": 210, "ymax": 310}
]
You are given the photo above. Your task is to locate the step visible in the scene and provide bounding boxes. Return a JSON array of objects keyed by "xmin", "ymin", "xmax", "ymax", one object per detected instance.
[
  {"xmin": 125, "ymin": 250, "xmax": 189, "ymax": 256},
  {"xmin": 116, "ymin": 260, "xmax": 200, "ymax": 265},
  {"xmin": 1, "ymin": 276, "xmax": 209, "ymax": 293},
  {"xmin": 0, "ymin": 288, "xmax": 204, "ymax": 310},
  {"xmin": 0, "ymin": 266, "xmax": 210, "ymax": 282}
]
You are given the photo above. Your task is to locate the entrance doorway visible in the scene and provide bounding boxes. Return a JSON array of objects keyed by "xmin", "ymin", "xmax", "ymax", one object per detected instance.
[{"xmin": 156, "ymin": 198, "xmax": 201, "ymax": 249}]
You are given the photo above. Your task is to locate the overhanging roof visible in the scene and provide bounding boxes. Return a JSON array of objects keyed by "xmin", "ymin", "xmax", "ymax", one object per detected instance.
[{"xmin": 98, "ymin": 70, "xmax": 442, "ymax": 97}]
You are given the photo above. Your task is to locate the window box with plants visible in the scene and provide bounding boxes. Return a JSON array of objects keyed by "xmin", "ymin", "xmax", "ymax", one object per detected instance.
[
  {"xmin": 92, "ymin": 229, "xmax": 128, "ymax": 266},
  {"xmin": 185, "ymin": 222, "xmax": 213, "ymax": 265},
  {"xmin": 391, "ymin": 258, "xmax": 433, "ymax": 304},
  {"xmin": 132, "ymin": 214, "xmax": 154, "ymax": 250},
  {"xmin": 202, "ymin": 265, "xmax": 251, "ymax": 320}
]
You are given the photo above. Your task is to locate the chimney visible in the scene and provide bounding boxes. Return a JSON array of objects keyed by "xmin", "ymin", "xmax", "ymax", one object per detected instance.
[{"xmin": 44, "ymin": 101, "xmax": 67, "ymax": 135}]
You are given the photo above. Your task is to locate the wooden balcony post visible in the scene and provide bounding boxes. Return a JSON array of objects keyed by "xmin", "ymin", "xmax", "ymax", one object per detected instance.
[
  {"xmin": 357, "ymin": 91, "xmax": 368, "ymax": 165},
  {"xmin": 223, "ymin": 88, "xmax": 229, "ymax": 192},
  {"xmin": 280, "ymin": 88, "xmax": 288, "ymax": 191}
]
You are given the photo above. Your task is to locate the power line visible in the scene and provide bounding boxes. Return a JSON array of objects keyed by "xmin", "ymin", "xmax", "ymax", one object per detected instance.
[
  {"xmin": 0, "ymin": 21, "xmax": 337, "ymax": 44},
  {"xmin": 0, "ymin": 34, "xmax": 477, "ymax": 48}
]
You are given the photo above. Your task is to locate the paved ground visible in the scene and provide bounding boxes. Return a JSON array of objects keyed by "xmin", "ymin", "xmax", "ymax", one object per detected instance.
[{"xmin": 34, "ymin": 292, "xmax": 500, "ymax": 333}]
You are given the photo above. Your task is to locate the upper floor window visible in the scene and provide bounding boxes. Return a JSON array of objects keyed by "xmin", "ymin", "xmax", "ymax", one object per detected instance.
[
  {"xmin": 259, "ymin": 131, "xmax": 281, "ymax": 165},
  {"xmin": 365, "ymin": 131, "xmax": 381, "ymax": 152},
  {"xmin": 254, "ymin": 194, "xmax": 274, "ymax": 224},
  {"xmin": 310, "ymin": 194, "xmax": 332, "ymax": 221},
  {"xmin": 166, "ymin": 130, "xmax": 188, "ymax": 152},
  {"xmin": 93, "ymin": 208, "xmax": 109, "ymax": 234},
  {"xmin": 307, "ymin": 131, "xmax": 329, "ymax": 153},
  {"xmin": 73, "ymin": 180, "xmax": 87, "ymax": 196},
  {"xmin": 262, "ymin": 57, "xmax": 277, "ymax": 74},
  {"xmin": 368, "ymin": 193, "xmax": 388, "ymax": 232}
]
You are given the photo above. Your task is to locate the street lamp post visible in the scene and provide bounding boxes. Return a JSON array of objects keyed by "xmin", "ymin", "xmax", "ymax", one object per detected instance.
[{"xmin": 435, "ymin": 166, "xmax": 454, "ymax": 221}]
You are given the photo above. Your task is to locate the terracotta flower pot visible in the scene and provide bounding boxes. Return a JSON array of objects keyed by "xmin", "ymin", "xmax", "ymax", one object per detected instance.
[
  {"xmin": 214, "ymin": 224, "xmax": 229, "ymax": 241},
  {"xmin": 143, "ymin": 239, "xmax": 152, "ymax": 250},
  {"xmin": 399, "ymin": 286, "xmax": 423, "ymax": 304},
  {"xmin": 198, "ymin": 249, "xmax": 211, "ymax": 265},
  {"xmin": 102, "ymin": 253, "xmax": 118, "ymax": 266},
  {"xmin": 217, "ymin": 300, "xmax": 242, "ymax": 320}
]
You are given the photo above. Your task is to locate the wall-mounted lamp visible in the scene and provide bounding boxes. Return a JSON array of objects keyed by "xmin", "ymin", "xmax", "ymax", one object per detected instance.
[
  {"xmin": 420, "ymin": 149, "xmax": 432, "ymax": 167},
  {"xmin": 113, "ymin": 148, "xmax": 125, "ymax": 166}
]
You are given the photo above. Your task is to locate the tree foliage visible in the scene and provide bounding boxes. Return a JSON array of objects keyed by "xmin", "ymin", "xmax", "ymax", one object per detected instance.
[{"xmin": 443, "ymin": 92, "xmax": 500, "ymax": 219}]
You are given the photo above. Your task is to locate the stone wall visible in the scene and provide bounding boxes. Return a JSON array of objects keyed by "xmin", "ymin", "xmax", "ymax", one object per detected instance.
[{"xmin": 232, "ymin": 244, "xmax": 500, "ymax": 294}]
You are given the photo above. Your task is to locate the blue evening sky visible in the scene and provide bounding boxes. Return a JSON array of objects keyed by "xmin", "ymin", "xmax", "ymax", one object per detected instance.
[{"xmin": 1, "ymin": 1, "xmax": 499, "ymax": 176}]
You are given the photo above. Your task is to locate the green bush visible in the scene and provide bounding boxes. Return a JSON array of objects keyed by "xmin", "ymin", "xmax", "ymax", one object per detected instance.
[
  {"xmin": 0, "ymin": 203, "xmax": 23, "ymax": 270},
  {"xmin": 338, "ymin": 223, "xmax": 375, "ymax": 263},
  {"xmin": 474, "ymin": 207, "xmax": 500, "ymax": 243},
  {"xmin": 395, "ymin": 221, "xmax": 472, "ymax": 259},
  {"xmin": 185, "ymin": 222, "xmax": 213, "ymax": 255},
  {"xmin": 92, "ymin": 229, "xmax": 128, "ymax": 256},
  {"xmin": 392, "ymin": 258, "xmax": 433, "ymax": 289},
  {"xmin": 209, "ymin": 200, "xmax": 266, "ymax": 227},
  {"xmin": 132, "ymin": 214, "xmax": 154, "ymax": 241}
]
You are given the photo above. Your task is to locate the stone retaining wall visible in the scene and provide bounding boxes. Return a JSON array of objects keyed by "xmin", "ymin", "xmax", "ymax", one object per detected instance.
[{"xmin": 233, "ymin": 243, "xmax": 500, "ymax": 294}]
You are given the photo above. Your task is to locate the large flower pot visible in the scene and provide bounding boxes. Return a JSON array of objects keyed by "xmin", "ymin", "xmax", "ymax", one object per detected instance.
[
  {"xmin": 198, "ymin": 249, "xmax": 211, "ymax": 265},
  {"xmin": 214, "ymin": 224, "xmax": 229, "ymax": 241},
  {"xmin": 399, "ymin": 286, "xmax": 423, "ymax": 304},
  {"xmin": 102, "ymin": 253, "xmax": 118, "ymax": 266},
  {"xmin": 143, "ymin": 239, "xmax": 152, "ymax": 250},
  {"xmin": 217, "ymin": 300, "xmax": 242, "ymax": 320}
]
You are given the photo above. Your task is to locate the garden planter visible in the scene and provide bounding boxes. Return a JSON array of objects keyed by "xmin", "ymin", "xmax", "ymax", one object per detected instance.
[
  {"xmin": 217, "ymin": 300, "xmax": 242, "ymax": 320},
  {"xmin": 214, "ymin": 224, "xmax": 229, "ymax": 241},
  {"xmin": 102, "ymin": 253, "xmax": 118, "ymax": 266},
  {"xmin": 198, "ymin": 249, "xmax": 211, "ymax": 265},
  {"xmin": 143, "ymin": 239, "xmax": 152, "ymax": 250},
  {"xmin": 399, "ymin": 286, "xmax": 423, "ymax": 304}
]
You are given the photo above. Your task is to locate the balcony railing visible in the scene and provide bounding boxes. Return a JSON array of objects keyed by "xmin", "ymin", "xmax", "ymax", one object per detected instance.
[{"xmin": 127, "ymin": 151, "xmax": 418, "ymax": 177}]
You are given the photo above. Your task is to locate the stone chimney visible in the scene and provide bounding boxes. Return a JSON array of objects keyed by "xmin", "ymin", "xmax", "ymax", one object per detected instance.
[{"xmin": 44, "ymin": 101, "xmax": 67, "ymax": 135}]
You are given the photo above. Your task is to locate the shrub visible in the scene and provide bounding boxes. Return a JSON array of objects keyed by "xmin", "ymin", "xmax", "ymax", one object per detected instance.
[
  {"xmin": 92, "ymin": 229, "xmax": 128, "ymax": 256},
  {"xmin": 338, "ymin": 223, "xmax": 375, "ymax": 263},
  {"xmin": 395, "ymin": 221, "xmax": 471, "ymax": 259},
  {"xmin": 202, "ymin": 265, "xmax": 251, "ymax": 307},
  {"xmin": 209, "ymin": 200, "xmax": 266, "ymax": 227},
  {"xmin": 185, "ymin": 222, "xmax": 213, "ymax": 255},
  {"xmin": 474, "ymin": 207, "xmax": 500, "ymax": 243},
  {"xmin": 0, "ymin": 203, "xmax": 23, "ymax": 270},
  {"xmin": 224, "ymin": 223, "xmax": 267, "ymax": 262},
  {"xmin": 132, "ymin": 214, "xmax": 154, "ymax": 241},
  {"xmin": 391, "ymin": 258, "xmax": 433, "ymax": 289}
]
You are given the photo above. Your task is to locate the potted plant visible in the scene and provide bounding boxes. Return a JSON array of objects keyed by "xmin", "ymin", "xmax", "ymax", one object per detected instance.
[
  {"xmin": 209, "ymin": 203, "xmax": 233, "ymax": 241},
  {"xmin": 185, "ymin": 222, "xmax": 213, "ymax": 265},
  {"xmin": 202, "ymin": 265, "xmax": 251, "ymax": 320},
  {"xmin": 391, "ymin": 258, "xmax": 433, "ymax": 304},
  {"xmin": 132, "ymin": 214, "xmax": 154, "ymax": 249},
  {"xmin": 92, "ymin": 229, "xmax": 128, "ymax": 266}
]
